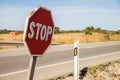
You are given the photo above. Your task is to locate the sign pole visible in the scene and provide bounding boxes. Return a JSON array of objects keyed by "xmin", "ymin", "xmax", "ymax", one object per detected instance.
[
  {"xmin": 74, "ymin": 41, "xmax": 79, "ymax": 80},
  {"xmin": 27, "ymin": 56, "xmax": 37, "ymax": 80}
]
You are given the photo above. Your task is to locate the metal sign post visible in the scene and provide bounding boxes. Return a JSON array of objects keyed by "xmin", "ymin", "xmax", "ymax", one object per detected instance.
[
  {"xmin": 74, "ymin": 41, "xmax": 79, "ymax": 80},
  {"xmin": 27, "ymin": 56, "xmax": 37, "ymax": 80}
]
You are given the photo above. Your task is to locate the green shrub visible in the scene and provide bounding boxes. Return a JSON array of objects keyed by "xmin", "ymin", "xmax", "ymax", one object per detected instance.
[
  {"xmin": 104, "ymin": 34, "xmax": 110, "ymax": 41},
  {"xmin": 88, "ymin": 66, "xmax": 96, "ymax": 75},
  {"xmin": 97, "ymin": 64, "xmax": 104, "ymax": 71},
  {"xmin": 0, "ymin": 29, "xmax": 9, "ymax": 34}
]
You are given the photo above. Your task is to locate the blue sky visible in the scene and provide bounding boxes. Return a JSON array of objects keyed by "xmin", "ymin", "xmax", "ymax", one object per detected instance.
[{"xmin": 0, "ymin": 0, "xmax": 120, "ymax": 30}]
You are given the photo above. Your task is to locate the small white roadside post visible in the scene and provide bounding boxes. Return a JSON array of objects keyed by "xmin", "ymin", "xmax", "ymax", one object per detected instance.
[{"xmin": 74, "ymin": 41, "xmax": 79, "ymax": 80}]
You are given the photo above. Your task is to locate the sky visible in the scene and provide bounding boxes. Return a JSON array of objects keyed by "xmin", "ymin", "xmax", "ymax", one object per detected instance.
[{"xmin": 0, "ymin": 0, "xmax": 120, "ymax": 30}]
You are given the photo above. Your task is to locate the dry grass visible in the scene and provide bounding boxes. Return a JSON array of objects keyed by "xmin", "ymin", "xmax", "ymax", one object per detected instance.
[
  {"xmin": 0, "ymin": 34, "xmax": 23, "ymax": 49},
  {"xmin": 0, "ymin": 33, "xmax": 120, "ymax": 49},
  {"xmin": 110, "ymin": 34, "xmax": 120, "ymax": 41},
  {"xmin": 53, "ymin": 33, "xmax": 107, "ymax": 44},
  {"xmin": 0, "ymin": 34, "xmax": 23, "ymax": 42}
]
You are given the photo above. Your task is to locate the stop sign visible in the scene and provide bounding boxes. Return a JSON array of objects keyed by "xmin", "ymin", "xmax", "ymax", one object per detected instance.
[{"xmin": 23, "ymin": 6, "xmax": 54, "ymax": 56}]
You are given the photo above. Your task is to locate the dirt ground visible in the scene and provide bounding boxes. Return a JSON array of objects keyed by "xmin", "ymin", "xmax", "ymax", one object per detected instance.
[{"xmin": 61, "ymin": 60, "xmax": 120, "ymax": 80}]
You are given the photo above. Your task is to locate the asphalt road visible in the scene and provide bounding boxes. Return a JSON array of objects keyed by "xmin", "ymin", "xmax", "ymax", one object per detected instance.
[{"xmin": 0, "ymin": 41, "xmax": 120, "ymax": 80}]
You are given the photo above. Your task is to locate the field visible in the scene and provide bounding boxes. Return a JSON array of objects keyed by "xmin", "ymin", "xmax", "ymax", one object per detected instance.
[
  {"xmin": 0, "ymin": 33, "xmax": 120, "ymax": 49},
  {"xmin": 0, "ymin": 34, "xmax": 23, "ymax": 49},
  {"xmin": 53, "ymin": 33, "xmax": 120, "ymax": 44}
]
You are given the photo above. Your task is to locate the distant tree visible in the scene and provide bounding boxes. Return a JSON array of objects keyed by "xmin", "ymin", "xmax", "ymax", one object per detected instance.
[
  {"xmin": 101, "ymin": 30, "xmax": 109, "ymax": 34},
  {"xmin": 60, "ymin": 30, "xmax": 66, "ymax": 33},
  {"xmin": 85, "ymin": 26, "xmax": 94, "ymax": 31},
  {"xmin": 115, "ymin": 30, "xmax": 120, "ymax": 34},
  {"xmin": 74, "ymin": 30, "xmax": 81, "ymax": 33},
  {"xmin": 0, "ymin": 29, "xmax": 9, "ymax": 34},
  {"xmin": 84, "ymin": 26, "xmax": 94, "ymax": 35},
  {"xmin": 54, "ymin": 27, "xmax": 60, "ymax": 34},
  {"xmin": 85, "ymin": 30, "xmax": 92, "ymax": 35},
  {"xmin": 59, "ymin": 29, "xmax": 81, "ymax": 33},
  {"xmin": 110, "ymin": 30, "xmax": 120, "ymax": 34},
  {"xmin": 94, "ymin": 27, "xmax": 101, "ymax": 33},
  {"xmin": 65, "ymin": 30, "xmax": 81, "ymax": 33}
]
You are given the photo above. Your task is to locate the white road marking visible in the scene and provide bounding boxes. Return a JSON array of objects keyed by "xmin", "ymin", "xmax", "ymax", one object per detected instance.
[
  {"xmin": 0, "ymin": 69, "xmax": 28, "ymax": 77},
  {"xmin": 80, "ymin": 51, "xmax": 120, "ymax": 61},
  {"xmin": 0, "ymin": 51, "xmax": 120, "ymax": 77}
]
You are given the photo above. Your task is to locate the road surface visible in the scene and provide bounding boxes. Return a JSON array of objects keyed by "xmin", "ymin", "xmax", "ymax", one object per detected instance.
[{"xmin": 0, "ymin": 41, "xmax": 120, "ymax": 80}]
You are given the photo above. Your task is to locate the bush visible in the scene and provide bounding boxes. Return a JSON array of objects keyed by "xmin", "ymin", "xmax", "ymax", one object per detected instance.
[
  {"xmin": 54, "ymin": 27, "xmax": 60, "ymax": 34},
  {"xmin": 97, "ymin": 64, "xmax": 104, "ymax": 71},
  {"xmin": 104, "ymin": 34, "xmax": 110, "ymax": 41},
  {"xmin": 84, "ymin": 26, "xmax": 94, "ymax": 35},
  {"xmin": 0, "ymin": 29, "xmax": 9, "ymax": 34},
  {"xmin": 88, "ymin": 66, "xmax": 96, "ymax": 76}
]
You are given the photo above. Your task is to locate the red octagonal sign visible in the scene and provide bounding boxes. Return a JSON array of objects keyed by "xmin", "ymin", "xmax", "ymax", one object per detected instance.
[{"xmin": 23, "ymin": 6, "xmax": 54, "ymax": 56}]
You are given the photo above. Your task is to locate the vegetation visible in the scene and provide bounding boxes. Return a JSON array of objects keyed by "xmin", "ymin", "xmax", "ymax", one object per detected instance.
[
  {"xmin": 60, "ymin": 30, "xmax": 81, "ymax": 33},
  {"xmin": 52, "ymin": 26, "xmax": 120, "ymax": 44},
  {"xmin": 88, "ymin": 66, "xmax": 96, "ymax": 76},
  {"xmin": 54, "ymin": 26, "xmax": 120, "ymax": 35},
  {"xmin": 104, "ymin": 34, "xmax": 110, "ymax": 41},
  {"xmin": 84, "ymin": 26, "xmax": 94, "ymax": 35},
  {"xmin": 0, "ymin": 26, "xmax": 120, "ymax": 35},
  {"xmin": 0, "ymin": 29, "xmax": 10, "ymax": 34},
  {"xmin": 0, "ymin": 29, "xmax": 23, "ymax": 34},
  {"xmin": 54, "ymin": 27, "xmax": 60, "ymax": 34}
]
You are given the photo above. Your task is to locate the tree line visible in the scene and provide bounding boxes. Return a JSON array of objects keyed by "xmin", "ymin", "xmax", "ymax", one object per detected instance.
[
  {"xmin": 54, "ymin": 26, "xmax": 120, "ymax": 35},
  {"xmin": 0, "ymin": 26, "xmax": 120, "ymax": 35},
  {"xmin": 0, "ymin": 29, "xmax": 23, "ymax": 34}
]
